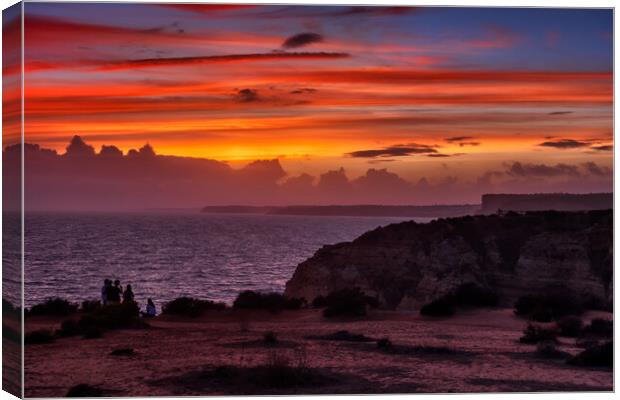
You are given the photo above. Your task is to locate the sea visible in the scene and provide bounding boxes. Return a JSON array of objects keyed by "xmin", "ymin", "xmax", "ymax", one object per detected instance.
[{"xmin": 21, "ymin": 212, "xmax": 428, "ymax": 309}]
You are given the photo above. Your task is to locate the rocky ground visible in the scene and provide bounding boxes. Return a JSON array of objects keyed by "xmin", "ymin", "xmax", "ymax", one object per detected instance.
[{"xmin": 24, "ymin": 308, "xmax": 612, "ymax": 397}]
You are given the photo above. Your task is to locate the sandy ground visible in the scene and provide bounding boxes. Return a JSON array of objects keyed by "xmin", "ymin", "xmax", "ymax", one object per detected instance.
[{"xmin": 24, "ymin": 308, "xmax": 612, "ymax": 397}]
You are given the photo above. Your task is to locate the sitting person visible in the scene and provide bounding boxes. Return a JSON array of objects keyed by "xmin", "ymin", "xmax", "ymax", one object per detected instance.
[
  {"xmin": 144, "ymin": 298, "xmax": 156, "ymax": 318},
  {"xmin": 123, "ymin": 284, "xmax": 135, "ymax": 303}
]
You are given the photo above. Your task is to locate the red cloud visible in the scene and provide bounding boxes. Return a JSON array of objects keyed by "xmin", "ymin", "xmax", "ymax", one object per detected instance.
[
  {"xmin": 24, "ymin": 15, "xmax": 150, "ymax": 45},
  {"xmin": 96, "ymin": 52, "xmax": 350, "ymax": 71}
]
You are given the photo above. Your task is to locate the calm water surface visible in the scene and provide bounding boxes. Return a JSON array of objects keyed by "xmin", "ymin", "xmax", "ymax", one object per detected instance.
[{"xmin": 24, "ymin": 212, "xmax": 425, "ymax": 308}]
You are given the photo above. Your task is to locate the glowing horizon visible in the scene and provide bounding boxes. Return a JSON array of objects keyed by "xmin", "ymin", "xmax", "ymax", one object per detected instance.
[{"xmin": 3, "ymin": 3, "xmax": 613, "ymax": 194}]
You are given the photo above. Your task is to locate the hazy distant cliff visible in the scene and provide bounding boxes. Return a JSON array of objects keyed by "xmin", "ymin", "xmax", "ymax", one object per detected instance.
[
  {"xmin": 202, "ymin": 204, "xmax": 480, "ymax": 218},
  {"xmin": 285, "ymin": 210, "xmax": 613, "ymax": 309},
  {"xmin": 481, "ymin": 193, "xmax": 612, "ymax": 214}
]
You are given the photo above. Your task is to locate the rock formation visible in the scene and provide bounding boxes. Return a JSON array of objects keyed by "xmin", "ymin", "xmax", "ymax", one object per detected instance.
[{"xmin": 285, "ymin": 210, "xmax": 612, "ymax": 310}]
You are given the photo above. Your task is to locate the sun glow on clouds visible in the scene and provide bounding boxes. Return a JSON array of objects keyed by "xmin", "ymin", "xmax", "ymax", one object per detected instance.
[{"xmin": 11, "ymin": 4, "xmax": 612, "ymax": 184}]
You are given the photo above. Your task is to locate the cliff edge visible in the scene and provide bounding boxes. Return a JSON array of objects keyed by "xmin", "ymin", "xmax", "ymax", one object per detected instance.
[{"xmin": 285, "ymin": 210, "xmax": 612, "ymax": 310}]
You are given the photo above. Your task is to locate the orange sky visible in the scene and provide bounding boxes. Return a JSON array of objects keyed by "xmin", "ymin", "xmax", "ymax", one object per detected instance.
[{"xmin": 4, "ymin": 4, "xmax": 613, "ymax": 184}]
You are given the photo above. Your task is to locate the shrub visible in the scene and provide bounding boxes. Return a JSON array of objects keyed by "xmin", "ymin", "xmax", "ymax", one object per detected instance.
[
  {"xmin": 203, "ymin": 352, "xmax": 334, "ymax": 390},
  {"xmin": 162, "ymin": 297, "xmax": 226, "ymax": 317},
  {"xmin": 311, "ymin": 295, "xmax": 327, "ymax": 308},
  {"xmin": 66, "ymin": 384, "xmax": 106, "ymax": 397},
  {"xmin": 3, "ymin": 299, "xmax": 20, "ymax": 318},
  {"xmin": 513, "ymin": 287, "xmax": 584, "ymax": 321},
  {"xmin": 58, "ymin": 319, "xmax": 81, "ymax": 337},
  {"xmin": 255, "ymin": 352, "xmax": 314, "ymax": 388},
  {"xmin": 581, "ymin": 294, "xmax": 611, "ymax": 312},
  {"xmin": 420, "ymin": 297, "xmax": 455, "ymax": 317},
  {"xmin": 110, "ymin": 348, "xmax": 135, "ymax": 356},
  {"xmin": 160, "ymin": 353, "xmax": 340, "ymax": 393},
  {"xmin": 27, "ymin": 298, "xmax": 78, "ymax": 316},
  {"xmin": 519, "ymin": 324, "xmax": 557, "ymax": 344},
  {"xmin": 530, "ymin": 309, "xmax": 553, "ymax": 323},
  {"xmin": 582, "ymin": 318, "xmax": 613, "ymax": 337},
  {"xmin": 452, "ymin": 283, "xmax": 498, "ymax": 307},
  {"xmin": 535, "ymin": 340, "xmax": 568, "ymax": 359},
  {"xmin": 408, "ymin": 345, "xmax": 459, "ymax": 355},
  {"xmin": 514, "ymin": 295, "xmax": 541, "ymax": 316},
  {"xmin": 321, "ymin": 288, "xmax": 374, "ymax": 318},
  {"xmin": 25, "ymin": 329, "xmax": 55, "ymax": 345},
  {"xmin": 568, "ymin": 341, "xmax": 613, "ymax": 368},
  {"xmin": 80, "ymin": 300, "xmax": 101, "ymax": 313},
  {"xmin": 57, "ymin": 303, "xmax": 144, "ymax": 339},
  {"xmin": 233, "ymin": 291, "xmax": 303, "ymax": 313},
  {"xmin": 419, "ymin": 283, "xmax": 497, "ymax": 317},
  {"xmin": 556, "ymin": 316, "xmax": 583, "ymax": 337},
  {"xmin": 263, "ymin": 331, "xmax": 278, "ymax": 344},
  {"xmin": 78, "ymin": 301, "xmax": 145, "ymax": 334},
  {"xmin": 2, "ymin": 299, "xmax": 16, "ymax": 313},
  {"xmin": 364, "ymin": 295, "xmax": 380, "ymax": 308},
  {"xmin": 376, "ymin": 338, "xmax": 393, "ymax": 350},
  {"xmin": 310, "ymin": 330, "xmax": 374, "ymax": 342}
]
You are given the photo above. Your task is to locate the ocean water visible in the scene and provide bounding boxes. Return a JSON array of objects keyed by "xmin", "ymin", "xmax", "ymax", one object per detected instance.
[{"xmin": 24, "ymin": 212, "xmax": 423, "ymax": 309}]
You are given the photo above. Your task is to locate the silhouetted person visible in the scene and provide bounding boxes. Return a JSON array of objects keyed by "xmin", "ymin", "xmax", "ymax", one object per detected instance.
[
  {"xmin": 107, "ymin": 279, "xmax": 122, "ymax": 304},
  {"xmin": 101, "ymin": 279, "xmax": 111, "ymax": 305},
  {"xmin": 123, "ymin": 284, "xmax": 134, "ymax": 303},
  {"xmin": 114, "ymin": 279, "xmax": 123, "ymax": 294},
  {"xmin": 144, "ymin": 298, "xmax": 156, "ymax": 318}
]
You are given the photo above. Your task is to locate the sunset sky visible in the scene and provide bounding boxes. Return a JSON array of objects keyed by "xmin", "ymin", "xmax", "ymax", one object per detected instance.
[{"xmin": 4, "ymin": 3, "xmax": 613, "ymax": 196}]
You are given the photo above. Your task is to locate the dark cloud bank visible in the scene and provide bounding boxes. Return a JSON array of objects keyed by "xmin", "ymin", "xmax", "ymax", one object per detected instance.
[
  {"xmin": 538, "ymin": 138, "xmax": 612, "ymax": 152},
  {"xmin": 538, "ymin": 138, "xmax": 589, "ymax": 149},
  {"xmin": 347, "ymin": 143, "xmax": 437, "ymax": 158},
  {"xmin": 282, "ymin": 32, "xmax": 324, "ymax": 49},
  {"xmin": 234, "ymin": 88, "xmax": 260, "ymax": 102},
  {"xmin": 444, "ymin": 136, "xmax": 480, "ymax": 147},
  {"xmin": 3, "ymin": 136, "xmax": 612, "ymax": 211}
]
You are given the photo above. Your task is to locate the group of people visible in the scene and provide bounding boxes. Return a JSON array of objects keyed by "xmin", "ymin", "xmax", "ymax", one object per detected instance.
[
  {"xmin": 101, "ymin": 279, "xmax": 132, "ymax": 305},
  {"xmin": 101, "ymin": 279, "xmax": 157, "ymax": 317}
]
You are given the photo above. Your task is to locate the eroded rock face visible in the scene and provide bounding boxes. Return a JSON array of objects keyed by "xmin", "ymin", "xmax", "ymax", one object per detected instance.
[{"xmin": 285, "ymin": 210, "xmax": 613, "ymax": 310}]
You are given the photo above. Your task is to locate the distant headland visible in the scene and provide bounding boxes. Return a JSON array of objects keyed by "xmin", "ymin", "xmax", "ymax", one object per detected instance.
[
  {"xmin": 201, "ymin": 204, "xmax": 480, "ymax": 218},
  {"xmin": 480, "ymin": 193, "xmax": 613, "ymax": 214},
  {"xmin": 202, "ymin": 192, "xmax": 612, "ymax": 218}
]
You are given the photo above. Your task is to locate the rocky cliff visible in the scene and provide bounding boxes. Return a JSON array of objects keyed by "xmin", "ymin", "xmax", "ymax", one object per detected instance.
[{"xmin": 285, "ymin": 210, "xmax": 613, "ymax": 310}]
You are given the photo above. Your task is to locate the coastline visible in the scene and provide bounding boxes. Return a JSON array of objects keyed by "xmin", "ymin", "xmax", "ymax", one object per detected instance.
[{"xmin": 20, "ymin": 209, "xmax": 614, "ymax": 396}]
